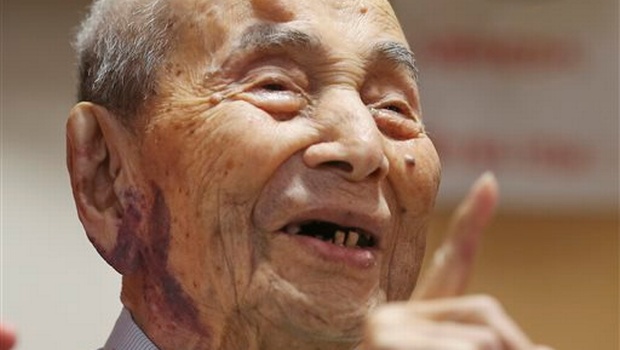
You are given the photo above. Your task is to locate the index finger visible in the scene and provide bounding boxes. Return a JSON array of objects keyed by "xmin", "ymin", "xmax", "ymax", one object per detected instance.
[{"xmin": 411, "ymin": 172, "xmax": 499, "ymax": 301}]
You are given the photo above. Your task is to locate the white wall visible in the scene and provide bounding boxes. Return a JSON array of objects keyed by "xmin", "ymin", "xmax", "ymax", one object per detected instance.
[{"xmin": 2, "ymin": 1, "xmax": 121, "ymax": 349}]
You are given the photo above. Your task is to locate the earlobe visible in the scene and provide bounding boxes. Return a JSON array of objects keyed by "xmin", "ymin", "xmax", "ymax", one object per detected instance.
[{"xmin": 66, "ymin": 102, "xmax": 141, "ymax": 274}]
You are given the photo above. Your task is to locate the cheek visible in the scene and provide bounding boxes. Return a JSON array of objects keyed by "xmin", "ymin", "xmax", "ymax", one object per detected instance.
[
  {"xmin": 138, "ymin": 102, "xmax": 319, "ymax": 310},
  {"xmin": 141, "ymin": 100, "xmax": 318, "ymax": 232},
  {"xmin": 382, "ymin": 138, "xmax": 440, "ymax": 300},
  {"xmin": 135, "ymin": 186, "xmax": 207, "ymax": 333},
  {"xmin": 142, "ymin": 103, "xmax": 285, "ymax": 199},
  {"xmin": 384, "ymin": 219, "xmax": 428, "ymax": 301},
  {"xmin": 390, "ymin": 138, "xmax": 441, "ymax": 216}
]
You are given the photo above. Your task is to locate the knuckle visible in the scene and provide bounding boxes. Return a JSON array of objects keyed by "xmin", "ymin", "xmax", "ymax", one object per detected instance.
[
  {"xmin": 469, "ymin": 294, "xmax": 504, "ymax": 314},
  {"xmin": 367, "ymin": 302, "xmax": 410, "ymax": 327},
  {"xmin": 474, "ymin": 330, "xmax": 502, "ymax": 350}
]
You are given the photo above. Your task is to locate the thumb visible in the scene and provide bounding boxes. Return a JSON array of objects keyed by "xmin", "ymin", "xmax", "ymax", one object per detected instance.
[{"xmin": 411, "ymin": 172, "xmax": 499, "ymax": 301}]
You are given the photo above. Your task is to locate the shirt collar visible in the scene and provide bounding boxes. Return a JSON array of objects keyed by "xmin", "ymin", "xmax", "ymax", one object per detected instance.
[{"xmin": 104, "ymin": 308, "xmax": 159, "ymax": 350}]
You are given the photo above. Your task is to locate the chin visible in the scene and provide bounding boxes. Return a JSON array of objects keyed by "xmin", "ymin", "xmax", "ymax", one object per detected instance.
[{"xmin": 241, "ymin": 260, "xmax": 387, "ymax": 341}]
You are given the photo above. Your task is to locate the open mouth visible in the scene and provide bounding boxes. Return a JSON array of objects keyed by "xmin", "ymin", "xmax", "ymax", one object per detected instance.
[{"xmin": 282, "ymin": 221, "xmax": 377, "ymax": 249}]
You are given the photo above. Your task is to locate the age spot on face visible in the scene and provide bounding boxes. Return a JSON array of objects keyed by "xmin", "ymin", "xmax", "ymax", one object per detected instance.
[
  {"xmin": 103, "ymin": 189, "xmax": 146, "ymax": 275},
  {"xmin": 144, "ymin": 185, "xmax": 207, "ymax": 336},
  {"xmin": 404, "ymin": 154, "xmax": 416, "ymax": 167}
]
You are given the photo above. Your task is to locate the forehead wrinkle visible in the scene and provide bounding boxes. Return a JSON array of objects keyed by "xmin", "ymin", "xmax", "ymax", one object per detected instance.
[
  {"xmin": 371, "ymin": 41, "xmax": 419, "ymax": 82},
  {"xmin": 250, "ymin": 0, "xmax": 296, "ymax": 22},
  {"xmin": 236, "ymin": 23, "xmax": 323, "ymax": 53}
]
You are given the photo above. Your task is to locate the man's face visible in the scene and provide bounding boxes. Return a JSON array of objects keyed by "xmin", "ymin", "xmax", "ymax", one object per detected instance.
[{"xmin": 129, "ymin": 0, "xmax": 440, "ymax": 341}]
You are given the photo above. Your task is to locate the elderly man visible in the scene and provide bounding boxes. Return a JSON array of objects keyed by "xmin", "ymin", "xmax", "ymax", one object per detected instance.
[{"xmin": 59, "ymin": 0, "xmax": 551, "ymax": 349}]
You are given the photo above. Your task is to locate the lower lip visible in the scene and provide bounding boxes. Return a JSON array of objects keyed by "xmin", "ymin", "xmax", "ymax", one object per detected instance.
[{"xmin": 283, "ymin": 233, "xmax": 378, "ymax": 269}]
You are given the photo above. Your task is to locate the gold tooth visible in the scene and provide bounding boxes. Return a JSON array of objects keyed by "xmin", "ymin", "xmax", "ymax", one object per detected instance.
[
  {"xmin": 334, "ymin": 230, "xmax": 346, "ymax": 245},
  {"xmin": 346, "ymin": 230, "xmax": 359, "ymax": 247}
]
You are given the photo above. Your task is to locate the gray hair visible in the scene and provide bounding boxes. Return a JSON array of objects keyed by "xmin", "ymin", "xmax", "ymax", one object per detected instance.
[{"xmin": 75, "ymin": 0, "xmax": 175, "ymax": 120}]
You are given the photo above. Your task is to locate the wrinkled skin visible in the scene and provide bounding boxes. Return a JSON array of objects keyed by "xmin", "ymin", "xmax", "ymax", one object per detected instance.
[{"xmin": 68, "ymin": 0, "xmax": 440, "ymax": 349}]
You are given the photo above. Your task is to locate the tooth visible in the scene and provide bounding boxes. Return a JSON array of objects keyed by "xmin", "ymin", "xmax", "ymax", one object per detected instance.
[
  {"xmin": 345, "ymin": 231, "xmax": 359, "ymax": 247},
  {"xmin": 334, "ymin": 230, "xmax": 346, "ymax": 245},
  {"xmin": 286, "ymin": 224, "xmax": 300, "ymax": 235}
]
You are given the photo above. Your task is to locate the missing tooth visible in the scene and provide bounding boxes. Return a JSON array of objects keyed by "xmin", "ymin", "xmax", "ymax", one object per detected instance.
[{"xmin": 286, "ymin": 221, "xmax": 376, "ymax": 248}]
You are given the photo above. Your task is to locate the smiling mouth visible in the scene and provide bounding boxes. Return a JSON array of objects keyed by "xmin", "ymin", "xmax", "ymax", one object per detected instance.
[{"xmin": 282, "ymin": 221, "xmax": 377, "ymax": 249}]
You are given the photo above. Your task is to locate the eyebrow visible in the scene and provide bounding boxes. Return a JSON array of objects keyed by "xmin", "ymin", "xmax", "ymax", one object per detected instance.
[
  {"xmin": 372, "ymin": 41, "xmax": 420, "ymax": 82},
  {"xmin": 238, "ymin": 23, "xmax": 322, "ymax": 52},
  {"xmin": 235, "ymin": 24, "xmax": 418, "ymax": 82}
]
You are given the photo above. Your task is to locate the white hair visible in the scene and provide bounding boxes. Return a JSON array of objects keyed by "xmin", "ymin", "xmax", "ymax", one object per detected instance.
[{"xmin": 75, "ymin": 0, "xmax": 175, "ymax": 120}]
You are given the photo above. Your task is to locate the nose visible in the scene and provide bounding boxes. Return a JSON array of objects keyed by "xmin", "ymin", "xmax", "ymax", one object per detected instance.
[{"xmin": 303, "ymin": 89, "xmax": 389, "ymax": 182}]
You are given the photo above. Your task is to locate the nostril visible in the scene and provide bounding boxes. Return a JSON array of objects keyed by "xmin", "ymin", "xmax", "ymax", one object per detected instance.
[
  {"xmin": 321, "ymin": 160, "xmax": 354, "ymax": 173},
  {"xmin": 365, "ymin": 156, "xmax": 389, "ymax": 181},
  {"xmin": 367, "ymin": 167, "xmax": 383, "ymax": 180},
  {"xmin": 303, "ymin": 142, "xmax": 389, "ymax": 181}
]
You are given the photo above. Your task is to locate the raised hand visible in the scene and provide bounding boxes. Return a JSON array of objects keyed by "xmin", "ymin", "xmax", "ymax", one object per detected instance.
[{"xmin": 363, "ymin": 173, "xmax": 553, "ymax": 350}]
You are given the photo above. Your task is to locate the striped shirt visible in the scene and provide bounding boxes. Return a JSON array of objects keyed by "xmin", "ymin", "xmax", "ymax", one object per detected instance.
[{"xmin": 102, "ymin": 309, "xmax": 159, "ymax": 350}]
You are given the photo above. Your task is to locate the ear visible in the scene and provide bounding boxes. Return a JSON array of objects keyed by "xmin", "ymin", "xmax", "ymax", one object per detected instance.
[{"xmin": 66, "ymin": 102, "xmax": 142, "ymax": 274}]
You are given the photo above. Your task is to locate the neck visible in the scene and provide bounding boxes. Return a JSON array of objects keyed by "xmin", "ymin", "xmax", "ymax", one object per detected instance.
[
  {"xmin": 219, "ymin": 310, "xmax": 359, "ymax": 350},
  {"xmin": 121, "ymin": 275, "xmax": 212, "ymax": 349},
  {"xmin": 121, "ymin": 275, "xmax": 359, "ymax": 350}
]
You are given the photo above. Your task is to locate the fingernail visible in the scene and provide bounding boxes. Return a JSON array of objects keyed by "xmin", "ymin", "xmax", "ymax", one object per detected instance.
[{"xmin": 474, "ymin": 171, "xmax": 498, "ymax": 191}]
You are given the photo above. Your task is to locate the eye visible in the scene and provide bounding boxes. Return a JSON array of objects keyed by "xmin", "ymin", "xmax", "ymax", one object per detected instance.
[
  {"xmin": 253, "ymin": 74, "xmax": 299, "ymax": 93},
  {"xmin": 385, "ymin": 105, "xmax": 401, "ymax": 112},
  {"xmin": 378, "ymin": 101, "xmax": 413, "ymax": 118},
  {"xmin": 370, "ymin": 100, "xmax": 423, "ymax": 140},
  {"xmin": 234, "ymin": 76, "xmax": 307, "ymax": 119},
  {"xmin": 260, "ymin": 82, "xmax": 288, "ymax": 92},
  {"xmin": 253, "ymin": 76, "xmax": 299, "ymax": 94}
]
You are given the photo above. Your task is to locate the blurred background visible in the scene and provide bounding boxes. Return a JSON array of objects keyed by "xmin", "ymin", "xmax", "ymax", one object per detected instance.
[{"xmin": 1, "ymin": 0, "xmax": 618, "ymax": 349}]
